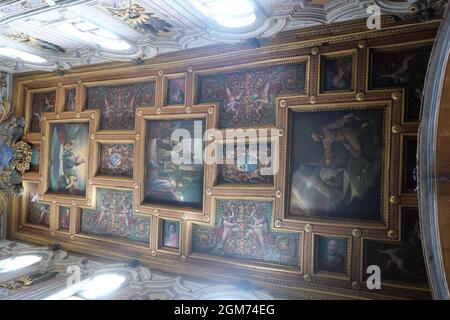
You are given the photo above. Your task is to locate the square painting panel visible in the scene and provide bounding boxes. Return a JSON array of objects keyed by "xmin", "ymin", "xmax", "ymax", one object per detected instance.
[
  {"xmin": 30, "ymin": 145, "xmax": 40, "ymax": 172},
  {"xmin": 197, "ymin": 63, "xmax": 306, "ymax": 128},
  {"xmin": 166, "ymin": 78, "xmax": 185, "ymax": 105},
  {"xmin": 59, "ymin": 207, "xmax": 70, "ymax": 229},
  {"xmin": 314, "ymin": 235, "xmax": 348, "ymax": 275},
  {"xmin": 80, "ymin": 188, "xmax": 151, "ymax": 244},
  {"xmin": 192, "ymin": 199, "xmax": 300, "ymax": 267},
  {"xmin": 30, "ymin": 91, "xmax": 56, "ymax": 132},
  {"xmin": 162, "ymin": 220, "xmax": 180, "ymax": 249},
  {"xmin": 65, "ymin": 88, "xmax": 76, "ymax": 111},
  {"xmin": 99, "ymin": 144, "xmax": 134, "ymax": 177},
  {"xmin": 369, "ymin": 45, "xmax": 432, "ymax": 121},
  {"xmin": 320, "ymin": 55, "xmax": 353, "ymax": 92},
  {"xmin": 85, "ymin": 81, "xmax": 156, "ymax": 130},
  {"xmin": 26, "ymin": 183, "xmax": 50, "ymax": 226},
  {"xmin": 402, "ymin": 136, "xmax": 417, "ymax": 194},
  {"xmin": 47, "ymin": 123, "xmax": 89, "ymax": 196},
  {"xmin": 364, "ymin": 208, "xmax": 428, "ymax": 286},
  {"xmin": 217, "ymin": 141, "xmax": 274, "ymax": 185},
  {"xmin": 288, "ymin": 108, "xmax": 384, "ymax": 221},
  {"xmin": 145, "ymin": 119, "xmax": 204, "ymax": 209}
]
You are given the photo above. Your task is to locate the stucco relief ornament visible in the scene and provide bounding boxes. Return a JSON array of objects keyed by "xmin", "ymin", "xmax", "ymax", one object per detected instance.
[
  {"xmin": 105, "ymin": 1, "xmax": 172, "ymax": 35},
  {"xmin": 0, "ymin": 96, "xmax": 31, "ymax": 197},
  {"xmin": 4, "ymin": 32, "xmax": 66, "ymax": 54}
]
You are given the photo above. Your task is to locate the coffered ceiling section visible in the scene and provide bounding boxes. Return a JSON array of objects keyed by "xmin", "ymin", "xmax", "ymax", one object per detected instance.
[{"xmin": 0, "ymin": 0, "xmax": 416, "ymax": 73}]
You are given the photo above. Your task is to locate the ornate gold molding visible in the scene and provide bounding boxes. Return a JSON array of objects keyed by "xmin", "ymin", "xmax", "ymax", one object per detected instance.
[{"xmin": 0, "ymin": 96, "xmax": 11, "ymax": 123}]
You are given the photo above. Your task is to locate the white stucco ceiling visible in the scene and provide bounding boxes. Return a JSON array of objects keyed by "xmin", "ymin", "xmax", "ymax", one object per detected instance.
[{"xmin": 0, "ymin": 0, "xmax": 418, "ymax": 73}]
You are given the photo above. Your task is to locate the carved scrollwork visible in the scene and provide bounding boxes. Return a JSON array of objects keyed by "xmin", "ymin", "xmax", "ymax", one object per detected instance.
[
  {"xmin": 0, "ymin": 96, "xmax": 11, "ymax": 123},
  {"xmin": 0, "ymin": 93, "xmax": 30, "ymax": 198}
]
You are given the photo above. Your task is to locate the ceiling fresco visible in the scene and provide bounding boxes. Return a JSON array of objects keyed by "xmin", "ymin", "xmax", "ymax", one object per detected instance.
[{"xmin": 0, "ymin": 0, "xmax": 443, "ymax": 73}]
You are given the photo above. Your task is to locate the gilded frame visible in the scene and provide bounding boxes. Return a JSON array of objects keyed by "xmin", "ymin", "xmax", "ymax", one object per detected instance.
[
  {"xmin": 134, "ymin": 104, "xmax": 217, "ymax": 222},
  {"xmin": 92, "ymin": 139, "xmax": 135, "ymax": 181},
  {"xmin": 318, "ymin": 49, "xmax": 357, "ymax": 95},
  {"xmin": 277, "ymin": 100, "xmax": 393, "ymax": 229},
  {"xmin": 312, "ymin": 233, "xmax": 352, "ymax": 280},
  {"xmin": 38, "ymin": 110, "xmax": 99, "ymax": 207},
  {"xmin": 211, "ymin": 135, "xmax": 278, "ymax": 190},
  {"xmin": 24, "ymin": 87, "xmax": 58, "ymax": 140},
  {"xmin": 80, "ymin": 76, "xmax": 157, "ymax": 135},
  {"xmin": 359, "ymin": 205, "xmax": 431, "ymax": 292},
  {"xmin": 192, "ymin": 56, "xmax": 310, "ymax": 130},
  {"xmin": 157, "ymin": 217, "xmax": 182, "ymax": 255},
  {"xmin": 73, "ymin": 185, "xmax": 153, "ymax": 249},
  {"xmin": 162, "ymin": 73, "xmax": 187, "ymax": 107},
  {"xmin": 365, "ymin": 40, "xmax": 435, "ymax": 124},
  {"xmin": 186, "ymin": 195, "xmax": 304, "ymax": 274}
]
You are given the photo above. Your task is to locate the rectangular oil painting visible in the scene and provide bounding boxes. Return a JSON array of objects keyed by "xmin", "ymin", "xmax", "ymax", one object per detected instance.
[
  {"xmin": 80, "ymin": 188, "xmax": 151, "ymax": 244},
  {"xmin": 145, "ymin": 119, "xmax": 204, "ymax": 209},
  {"xmin": 217, "ymin": 141, "xmax": 274, "ymax": 185},
  {"xmin": 85, "ymin": 81, "xmax": 156, "ymax": 130},
  {"xmin": 99, "ymin": 143, "xmax": 134, "ymax": 177},
  {"xmin": 161, "ymin": 219, "xmax": 180, "ymax": 250},
  {"xmin": 47, "ymin": 123, "xmax": 89, "ymax": 196},
  {"xmin": 30, "ymin": 91, "xmax": 56, "ymax": 132},
  {"xmin": 192, "ymin": 199, "xmax": 300, "ymax": 267},
  {"xmin": 364, "ymin": 208, "xmax": 428, "ymax": 286},
  {"xmin": 369, "ymin": 45, "xmax": 432, "ymax": 121},
  {"xmin": 65, "ymin": 88, "xmax": 76, "ymax": 112},
  {"xmin": 320, "ymin": 55, "xmax": 354, "ymax": 92},
  {"xmin": 288, "ymin": 108, "xmax": 384, "ymax": 221},
  {"xmin": 26, "ymin": 183, "xmax": 50, "ymax": 226},
  {"xmin": 402, "ymin": 136, "xmax": 417, "ymax": 194},
  {"xmin": 30, "ymin": 144, "xmax": 40, "ymax": 172},
  {"xmin": 166, "ymin": 78, "xmax": 185, "ymax": 105},
  {"xmin": 197, "ymin": 63, "xmax": 306, "ymax": 128},
  {"xmin": 314, "ymin": 235, "xmax": 348, "ymax": 275},
  {"xmin": 59, "ymin": 207, "xmax": 70, "ymax": 230}
]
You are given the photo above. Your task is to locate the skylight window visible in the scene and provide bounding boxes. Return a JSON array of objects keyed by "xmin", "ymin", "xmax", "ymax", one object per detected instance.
[
  {"xmin": 0, "ymin": 255, "xmax": 42, "ymax": 273},
  {"xmin": 44, "ymin": 273, "xmax": 126, "ymax": 300},
  {"xmin": 0, "ymin": 47, "xmax": 47, "ymax": 64},
  {"xmin": 190, "ymin": 0, "xmax": 257, "ymax": 28},
  {"xmin": 57, "ymin": 20, "xmax": 131, "ymax": 52},
  {"xmin": 78, "ymin": 273, "xmax": 126, "ymax": 299}
]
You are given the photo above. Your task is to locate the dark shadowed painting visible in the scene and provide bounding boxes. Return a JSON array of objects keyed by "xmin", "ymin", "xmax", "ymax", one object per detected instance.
[
  {"xmin": 314, "ymin": 235, "xmax": 348, "ymax": 275},
  {"xmin": 85, "ymin": 81, "xmax": 156, "ymax": 130},
  {"xmin": 162, "ymin": 219, "xmax": 180, "ymax": 249},
  {"xmin": 369, "ymin": 45, "xmax": 432, "ymax": 121},
  {"xmin": 402, "ymin": 136, "xmax": 418, "ymax": 194},
  {"xmin": 80, "ymin": 188, "xmax": 151, "ymax": 244},
  {"xmin": 30, "ymin": 144, "xmax": 40, "ymax": 172},
  {"xmin": 320, "ymin": 55, "xmax": 353, "ymax": 92},
  {"xmin": 30, "ymin": 91, "xmax": 56, "ymax": 132},
  {"xmin": 145, "ymin": 119, "xmax": 204, "ymax": 209},
  {"xmin": 59, "ymin": 207, "xmax": 70, "ymax": 230},
  {"xmin": 364, "ymin": 208, "xmax": 428, "ymax": 286},
  {"xmin": 217, "ymin": 141, "xmax": 274, "ymax": 185},
  {"xmin": 48, "ymin": 123, "xmax": 89, "ymax": 196},
  {"xmin": 166, "ymin": 78, "xmax": 185, "ymax": 105},
  {"xmin": 192, "ymin": 199, "xmax": 300, "ymax": 267},
  {"xmin": 26, "ymin": 183, "xmax": 50, "ymax": 226},
  {"xmin": 99, "ymin": 143, "xmax": 134, "ymax": 177},
  {"xmin": 65, "ymin": 88, "xmax": 76, "ymax": 112},
  {"xmin": 197, "ymin": 63, "xmax": 306, "ymax": 128},
  {"xmin": 288, "ymin": 108, "xmax": 383, "ymax": 221}
]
